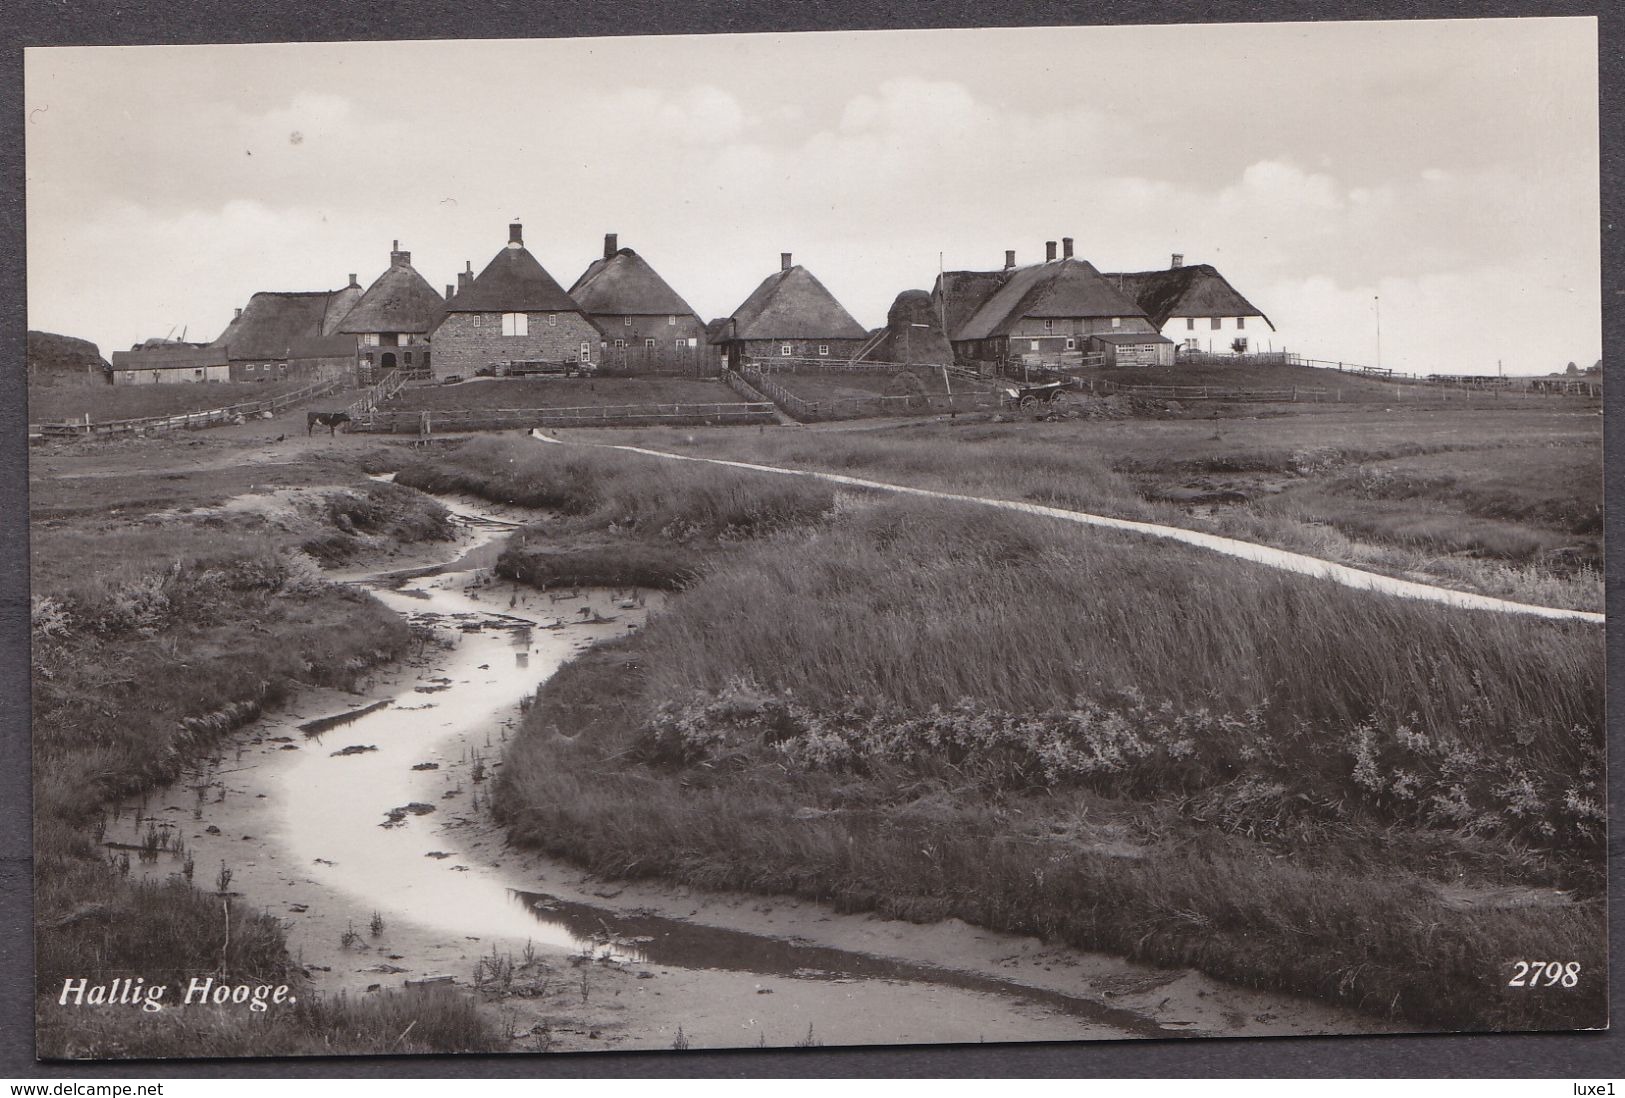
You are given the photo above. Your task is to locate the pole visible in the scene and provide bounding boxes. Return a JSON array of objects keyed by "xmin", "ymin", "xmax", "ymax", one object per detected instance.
[{"xmin": 1374, "ymin": 295, "xmax": 1383, "ymax": 370}]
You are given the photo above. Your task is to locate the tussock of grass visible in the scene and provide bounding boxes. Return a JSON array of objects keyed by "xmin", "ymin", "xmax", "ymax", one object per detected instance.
[
  {"xmin": 399, "ymin": 436, "xmax": 838, "ymax": 589},
  {"xmin": 495, "ymin": 492, "xmax": 1604, "ymax": 1033}
]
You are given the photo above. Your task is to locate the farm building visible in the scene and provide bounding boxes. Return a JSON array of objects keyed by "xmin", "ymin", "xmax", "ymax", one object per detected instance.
[
  {"xmin": 110, "ymin": 342, "xmax": 231, "ymax": 385},
  {"xmin": 932, "ymin": 239, "xmax": 1157, "ymax": 369},
  {"xmin": 430, "ymin": 221, "xmax": 601, "ymax": 381},
  {"xmin": 1104, "ymin": 255, "xmax": 1279, "ymax": 356},
  {"xmin": 570, "ymin": 234, "xmax": 710, "ymax": 375},
  {"xmin": 711, "ymin": 253, "xmax": 869, "ymax": 369},
  {"xmin": 209, "ymin": 277, "xmax": 364, "ymax": 382},
  {"xmin": 1086, "ymin": 331, "xmax": 1175, "ymax": 367},
  {"xmin": 339, "ymin": 244, "xmax": 447, "ymax": 382}
]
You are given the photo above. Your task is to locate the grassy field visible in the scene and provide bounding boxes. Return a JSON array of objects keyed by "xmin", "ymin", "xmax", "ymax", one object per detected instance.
[
  {"xmin": 587, "ymin": 403, "xmax": 1602, "ymax": 611},
  {"xmin": 1088, "ymin": 360, "xmax": 1581, "ymax": 406},
  {"xmin": 384, "ymin": 376, "xmax": 736, "ymax": 412},
  {"xmin": 30, "ymin": 437, "xmax": 494, "ymax": 1058},
  {"xmin": 28, "ymin": 380, "xmax": 313, "ymax": 424},
  {"xmin": 764, "ymin": 365, "xmax": 986, "ymax": 404},
  {"xmin": 470, "ymin": 445, "xmax": 1603, "ymax": 1032},
  {"xmin": 398, "ymin": 436, "xmax": 837, "ymax": 590}
]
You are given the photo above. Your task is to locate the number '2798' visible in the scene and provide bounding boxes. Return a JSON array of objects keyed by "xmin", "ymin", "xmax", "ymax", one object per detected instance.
[{"xmin": 1507, "ymin": 961, "xmax": 1581, "ymax": 987}]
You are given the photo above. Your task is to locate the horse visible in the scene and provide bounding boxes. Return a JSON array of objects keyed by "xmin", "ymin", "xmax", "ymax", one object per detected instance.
[{"xmin": 307, "ymin": 411, "xmax": 352, "ymax": 436}]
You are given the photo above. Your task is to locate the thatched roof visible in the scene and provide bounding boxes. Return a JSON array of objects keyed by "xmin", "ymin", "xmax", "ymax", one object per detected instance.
[
  {"xmin": 570, "ymin": 248, "xmax": 698, "ymax": 318},
  {"xmin": 287, "ymin": 334, "xmax": 361, "ymax": 360},
  {"xmin": 723, "ymin": 265, "xmax": 867, "ymax": 342},
  {"xmin": 935, "ymin": 270, "xmax": 1010, "ymax": 340},
  {"xmin": 956, "ymin": 259, "xmax": 1149, "ymax": 341},
  {"xmin": 704, "ymin": 317, "xmax": 734, "ymax": 344},
  {"xmin": 443, "ymin": 242, "xmax": 581, "ymax": 315},
  {"xmin": 112, "ymin": 345, "xmax": 229, "ymax": 371},
  {"xmin": 1103, "ymin": 264, "xmax": 1274, "ymax": 330},
  {"xmin": 339, "ymin": 265, "xmax": 445, "ymax": 335},
  {"xmin": 212, "ymin": 290, "xmax": 359, "ymax": 360}
]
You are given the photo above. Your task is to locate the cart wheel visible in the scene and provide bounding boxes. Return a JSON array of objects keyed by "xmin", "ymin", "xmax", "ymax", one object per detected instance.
[
  {"xmin": 1048, "ymin": 390, "xmax": 1069, "ymax": 405},
  {"xmin": 1019, "ymin": 395, "xmax": 1038, "ymax": 409}
]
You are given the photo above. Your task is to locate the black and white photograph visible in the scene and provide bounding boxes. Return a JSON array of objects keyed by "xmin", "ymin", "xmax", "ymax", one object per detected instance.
[{"xmin": 21, "ymin": 16, "xmax": 1606, "ymax": 1063}]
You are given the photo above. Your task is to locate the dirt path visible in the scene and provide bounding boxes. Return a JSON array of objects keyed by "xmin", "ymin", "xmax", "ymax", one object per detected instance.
[{"xmin": 531, "ymin": 430, "xmax": 1603, "ymax": 625}]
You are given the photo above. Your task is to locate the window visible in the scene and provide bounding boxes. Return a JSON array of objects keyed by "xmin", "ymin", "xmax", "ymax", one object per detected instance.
[
  {"xmin": 125, "ymin": 371, "xmax": 134, "ymax": 381},
  {"xmin": 668, "ymin": 315, "xmax": 676, "ymax": 326},
  {"xmin": 781, "ymin": 344, "xmax": 793, "ymax": 356},
  {"xmin": 1111, "ymin": 316, "xmax": 1121, "ymax": 329},
  {"xmin": 648, "ymin": 339, "xmax": 658, "ymax": 350},
  {"xmin": 614, "ymin": 338, "xmax": 626, "ymax": 350},
  {"xmin": 1065, "ymin": 338, "xmax": 1076, "ymax": 350},
  {"xmin": 1030, "ymin": 340, "xmax": 1040, "ymax": 352},
  {"xmin": 1184, "ymin": 339, "xmax": 1199, "ymax": 352},
  {"xmin": 1186, "ymin": 318, "xmax": 1195, "ymax": 330},
  {"xmin": 1043, "ymin": 319, "xmax": 1054, "ymax": 331},
  {"xmin": 404, "ymin": 351, "xmax": 413, "ymax": 365},
  {"xmin": 362, "ymin": 332, "xmax": 380, "ymax": 345},
  {"xmin": 1211, "ymin": 317, "xmax": 1222, "ymax": 330},
  {"xmin": 548, "ymin": 314, "xmax": 558, "ymax": 327},
  {"xmin": 1236, "ymin": 317, "xmax": 1246, "ymax": 330},
  {"xmin": 579, "ymin": 341, "xmax": 592, "ymax": 361},
  {"xmin": 1234, "ymin": 338, "xmax": 1249, "ymax": 353},
  {"xmin": 364, "ymin": 352, "xmax": 374, "ymax": 364},
  {"xmin": 818, "ymin": 345, "xmax": 829, "ymax": 356},
  {"xmin": 624, "ymin": 317, "xmax": 633, "ymax": 326},
  {"xmin": 472, "ymin": 316, "xmax": 482, "ymax": 328},
  {"xmin": 502, "ymin": 312, "xmax": 528, "ymax": 337},
  {"xmin": 688, "ymin": 338, "xmax": 698, "ymax": 348}
]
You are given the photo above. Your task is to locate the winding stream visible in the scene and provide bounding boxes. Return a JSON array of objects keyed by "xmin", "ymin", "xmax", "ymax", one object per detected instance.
[{"xmin": 113, "ymin": 481, "xmax": 1395, "ymax": 1050}]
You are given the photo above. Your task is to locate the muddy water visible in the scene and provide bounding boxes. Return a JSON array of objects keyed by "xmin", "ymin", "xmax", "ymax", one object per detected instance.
[{"xmin": 113, "ymin": 481, "xmax": 1394, "ymax": 1051}]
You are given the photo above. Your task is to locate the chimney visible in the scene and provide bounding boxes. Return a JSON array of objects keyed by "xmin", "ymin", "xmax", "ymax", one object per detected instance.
[
  {"xmin": 389, "ymin": 241, "xmax": 410, "ymax": 268},
  {"xmin": 508, "ymin": 221, "xmax": 523, "ymax": 248},
  {"xmin": 1045, "ymin": 240, "xmax": 1058, "ymax": 262},
  {"xmin": 347, "ymin": 273, "xmax": 358, "ymax": 288},
  {"xmin": 1171, "ymin": 253, "xmax": 1184, "ymax": 269},
  {"xmin": 1062, "ymin": 237, "xmax": 1074, "ymax": 259},
  {"xmin": 781, "ymin": 252, "xmax": 793, "ymax": 271},
  {"xmin": 1004, "ymin": 249, "xmax": 1016, "ymax": 270},
  {"xmin": 446, "ymin": 283, "xmax": 455, "ymax": 301},
  {"xmin": 458, "ymin": 261, "xmax": 473, "ymax": 293},
  {"xmin": 234, "ymin": 307, "xmax": 242, "ymax": 320},
  {"xmin": 604, "ymin": 232, "xmax": 618, "ymax": 259}
]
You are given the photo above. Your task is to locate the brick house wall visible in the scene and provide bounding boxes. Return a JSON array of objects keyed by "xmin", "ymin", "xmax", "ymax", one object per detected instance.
[
  {"xmin": 431, "ymin": 312, "xmax": 602, "ymax": 380},
  {"xmin": 597, "ymin": 313, "xmax": 713, "ymax": 374}
]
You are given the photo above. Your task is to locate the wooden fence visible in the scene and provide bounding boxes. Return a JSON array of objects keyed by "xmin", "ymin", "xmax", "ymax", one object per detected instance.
[
  {"xmin": 1088, "ymin": 378, "xmax": 1331, "ymax": 402},
  {"xmin": 347, "ymin": 368, "xmax": 411, "ymax": 417},
  {"xmin": 349, "ymin": 401, "xmax": 779, "ymax": 434},
  {"xmin": 31, "ymin": 376, "xmax": 347, "ymax": 440}
]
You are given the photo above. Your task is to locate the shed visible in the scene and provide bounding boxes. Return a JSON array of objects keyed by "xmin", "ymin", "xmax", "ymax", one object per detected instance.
[{"xmin": 1086, "ymin": 331, "xmax": 1176, "ymax": 367}]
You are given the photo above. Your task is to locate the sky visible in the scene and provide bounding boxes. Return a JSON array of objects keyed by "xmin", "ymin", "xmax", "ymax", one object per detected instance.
[{"xmin": 24, "ymin": 19, "xmax": 1600, "ymax": 376}]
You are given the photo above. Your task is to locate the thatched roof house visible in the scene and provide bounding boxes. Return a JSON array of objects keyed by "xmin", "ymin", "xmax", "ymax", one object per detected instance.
[
  {"xmin": 932, "ymin": 238, "xmax": 1157, "ymax": 367},
  {"xmin": 1103, "ymin": 256, "xmax": 1278, "ymax": 354},
  {"xmin": 713, "ymin": 253, "xmax": 868, "ymax": 368},
  {"xmin": 570, "ymin": 234, "xmax": 709, "ymax": 373},
  {"xmin": 429, "ymin": 221, "xmax": 602, "ymax": 380},
  {"xmin": 339, "ymin": 244, "xmax": 446, "ymax": 339},
  {"xmin": 212, "ymin": 281, "xmax": 359, "ymax": 362}
]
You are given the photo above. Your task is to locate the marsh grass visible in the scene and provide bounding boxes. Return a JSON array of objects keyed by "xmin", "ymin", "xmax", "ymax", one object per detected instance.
[
  {"xmin": 32, "ymin": 504, "xmax": 492, "ymax": 1058},
  {"xmin": 493, "ymin": 490, "xmax": 1604, "ymax": 1033}
]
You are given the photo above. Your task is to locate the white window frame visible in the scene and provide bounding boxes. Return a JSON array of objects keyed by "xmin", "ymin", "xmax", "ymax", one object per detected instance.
[
  {"xmin": 647, "ymin": 338, "xmax": 658, "ymax": 350},
  {"xmin": 579, "ymin": 341, "xmax": 592, "ymax": 361},
  {"xmin": 1030, "ymin": 340, "xmax": 1040, "ymax": 352},
  {"xmin": 471, "ymin": 316, "xmax": 481, "ymax": 329},
  {"xmin": 1065, "ymin": 338, "xmax": 1076, "ymax": 350},
  {"xmin": 614, "ymin": 338, "xmax": 626, "ymax": 350},
  {"xmin": 1043, "ymin": 319, "xmax": 1054, "ymax": 332},
  {"xmin": 677, "ymin": 339, "xmax": 688, "ymax": 351},
  {"xmin": 549, "ymin": 314, "xmax": 558, "ymax": 327},
  {"xmin": 624, "ymin": 317, "xmax": 633, "ymax": 327},
  {"xmin": 668, "ymin": 315, "xmax": 677, "ymax": 326},
  {"xmin": 780, "ymin": 343, "xmax": 793, "ymax": 356},
  {"xmin": 502, "ymin": 312, "xmax": 529, "ymax": 337},
  {"xmin": 818, "ymin": 345, "xmax": 830, "ymax": 356}
]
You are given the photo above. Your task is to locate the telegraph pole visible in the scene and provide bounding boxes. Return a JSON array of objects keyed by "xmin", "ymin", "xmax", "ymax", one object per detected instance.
[{"xmin": 1373, "ymin": 295, "xmax": 1383, "ymax": 370}]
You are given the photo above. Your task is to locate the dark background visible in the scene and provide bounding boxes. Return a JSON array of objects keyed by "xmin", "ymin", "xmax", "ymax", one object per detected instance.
[{"xmin": 1, "ymin": 0, "xmax": 1619, "ymax": 1079}]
